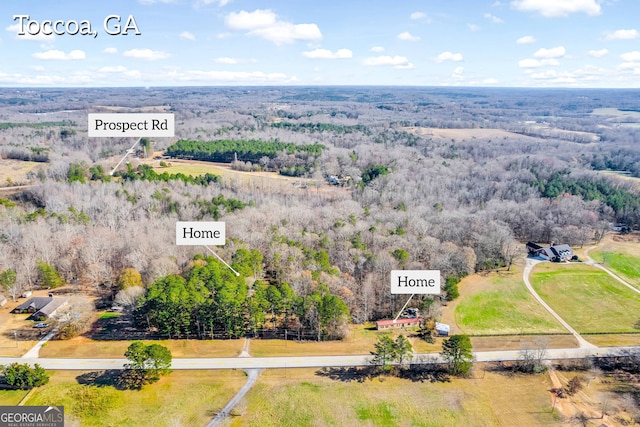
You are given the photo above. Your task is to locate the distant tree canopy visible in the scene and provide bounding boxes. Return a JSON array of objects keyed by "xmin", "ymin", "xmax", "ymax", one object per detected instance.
[
  {"xmin": 532, "ymin": 169, "xmax": 640, "ymax": 217},
  {"xmin": 361, "ymin": 164, "xmax": 389, "ymax": 185},
  {"xmin": 166, "ymin": 139, "xmax": 325, "ymax": 163},
  {"xmin": 114, "ymin": 164, "xmax": 220, "ymax": 186},
  {"xmin": 270, "ymin": 121, "xmax": 370, "ymax": 135}
]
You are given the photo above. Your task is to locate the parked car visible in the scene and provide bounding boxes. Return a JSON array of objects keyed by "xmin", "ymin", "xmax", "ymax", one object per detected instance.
[{"xmin": 32, "ymin": 323, "xmax": 48, "ymax": 329}]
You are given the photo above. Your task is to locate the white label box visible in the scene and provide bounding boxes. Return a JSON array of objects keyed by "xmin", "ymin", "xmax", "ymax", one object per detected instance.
[
  {"xmin": 176, "ymin": 221, "xmax": 225, "ymax": 246},
  {"xmin": 88, "ymin": 113, "xmax": 174, "ymax": 137},
  {"xmin": 391, "ymin": 270, "xmax": 441, "ymax": 295}
]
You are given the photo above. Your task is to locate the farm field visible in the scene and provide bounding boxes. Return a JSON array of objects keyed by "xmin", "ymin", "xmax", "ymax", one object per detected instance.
[
  {"xmin": 592, "ymin": 233, "xmax": 640, "ymax": 288},
  {"xmin": 531, "ymin": 263, "xmax": 640, "ymax": 333},
  {"xmin": 249, "ymin": 325, "xmax": 439, "ymax": 357},
  {"xmin": 223, "ymin": 368, "xmax": 558, "ymax": 427},
  {"xmin": 148, "ymin": 159, "xmax": 325, "ymax": 194},
  {"xmin": 39, "ymin": 336, "xmax": 244, "ymax": 358},
  {"xmin": 25, "ymin": 370, "xmax": 245, "ymax": 427},
  {"xmin": 450, "ymin": 263, "xmax": 566, "ymax": 335},
  {"xmin": 0, "ymin": 158, "xmax": 40, "ymax": 185}
]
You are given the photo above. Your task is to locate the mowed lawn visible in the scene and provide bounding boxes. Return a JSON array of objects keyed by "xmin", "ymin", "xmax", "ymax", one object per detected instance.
[
  {"xmin": 531, "ymin": 263, "xmax": 640, "ymax": 333},
  {"xmin": 26, "ymin": 370, "xmax": 245, "ymax": 427},
  {"xmin": 603, "ymin": 252, "xmax": 640, "ymax": 288},
  {"xmin": 454, "ymin": 265, "xmax": 565, "ymax": 335},
  {"xmin": 40, "ymin": 336, "xmax": 244, "ymax": 358},
  {"xmin": 224, "ymin": 368, "xmax": 558, "ymax": 427},
  {"xmin": 249, "ymin": 325, "xmax": 439, "ymax": 357}
]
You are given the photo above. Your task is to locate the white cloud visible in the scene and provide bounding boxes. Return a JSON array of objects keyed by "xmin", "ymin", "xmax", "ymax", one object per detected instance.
[
  {"xmin": 99, "ymin": 66, "xmax": 128, "ymax": 73},
  {"xmin": 516, "ymin": 35, "xmax": 536, "ymax": 44},
  {"xmin": 370, "ymin": 46, "xmax": 384, "ymax": 53},
  {"xmin": 588, "ymin": 48, "xmax": 608, "ymax": 58},
  {"xmin": 518, "ymin": 58, "xmax": 542, "ymax": 67},
  {"xmin": 103, "ymin": 47, "xmax": 118, "ymax": 54},
  {"xmin": 363, "ymin": 55, "xmax": 414, "ymax": 69},
  {"xmin": 123, "ymin": 48, "xmax": 170, "ymax": 60},
  {"xmin": 302, "ymin": 48, "xmax": 352, "ymax": 59},
  {"xmin": 483, "ymin": 13, "xmax": 504, "ymax": 23},
  {"xmin": 483, "ymin": 78, "xmax": 499, "ymax": 84},
  {"xmin": 225, "ymin": 9, "xmax": 321, "ymax": 45},
  {"xmin": 215, "ymin": 57, "xmax": 238, "ymax": 64},
  {"xmin": 511, "ymin": 0, "xmax": 601, "ymax": 17},
  {"xmin": 179, "ymin": 31, "xmax": 196, "ymax": 41},
  {"xmin": 451, "ymin": 66, "xmax": 464, "ymax": 80},
  {"xmin": 194, "ymin": 0, "xmax": 231, "ymax": 7},
  {"xmin": 620, "ymin": 51, "xmax": 640, "ymax": 62},
  {"xmin": 534, "ymin": 46, "xmax": 566, "ymax": 59},
  {"xmin": 225, "ymin": 9, "xmax": 277, "ymax": 30},
  {"xmin": 32, "ymin": 49, "xmax": 85, "ymax": 60},
  {"xmin": 604, "ymin": 29, "xmax": 639, "ymax": 40},
  {"xmin": 410, "ymin": 12, "xmax": 431, "ymax": 22},
  {"xmin": 397, "ymin": 32, "xmax": 420, "ymax": 42},
  {"xmin": 170, "ymin": 70, "xmax": 296, "ymax": 84},
  {"xmin": 468, "ymin": 24, "xmax": 481, "ymax": 31},
  {"xmin": 435, "ymin": 51, "xmax": 464, "ymax": 62},
  {"xmin": 5, "ymin": 23, "xmax": 54, "ymax": 41},
  {"xmin": 250, "ymin": 22, "xmax": 321, "ymax": 44}
]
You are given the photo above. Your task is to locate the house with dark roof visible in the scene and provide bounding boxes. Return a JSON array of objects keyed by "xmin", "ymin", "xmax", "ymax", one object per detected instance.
[
  {"xmin": 12, "ymin": 297, "xmax": 68, "ymax": 320},
  {"xmin": 526, "ymin": 242, "xmax": 573, "ymax": 262}
]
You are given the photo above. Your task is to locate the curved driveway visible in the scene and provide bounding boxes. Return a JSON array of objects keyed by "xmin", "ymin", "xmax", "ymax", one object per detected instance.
[
  {"xmin": 523, "ymin": 258, "xmax": 596, "ymax": 349},
  {"xmin": 583, "ymin": 245, "xmax": 640, "ymax": 295}
]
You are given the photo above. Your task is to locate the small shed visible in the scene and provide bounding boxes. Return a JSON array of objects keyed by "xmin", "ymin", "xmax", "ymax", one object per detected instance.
[{"xmin": 435, "ymin": 322, "xmax": 450, "ymax": 336}]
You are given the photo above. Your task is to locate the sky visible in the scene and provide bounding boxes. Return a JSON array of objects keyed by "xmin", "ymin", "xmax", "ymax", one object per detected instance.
[{"xmin": 1, "ymin": 0, "xmax": 640, "ymax": 88}]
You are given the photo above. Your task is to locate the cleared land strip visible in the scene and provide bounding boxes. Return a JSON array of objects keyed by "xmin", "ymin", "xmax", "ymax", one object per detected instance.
[
  {"xmin": 523, "ymin": 259, "xmax": 596, "ymax": 349},
  {"xmin": 5, "ymin": 346, "xmax": 639, "ymax": 370}
]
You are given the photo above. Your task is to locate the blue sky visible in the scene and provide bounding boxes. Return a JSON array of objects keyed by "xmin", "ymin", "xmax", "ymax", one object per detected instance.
[{"xmin": 1, "ymin": 0, "xmax": 639, "ymax": 87}]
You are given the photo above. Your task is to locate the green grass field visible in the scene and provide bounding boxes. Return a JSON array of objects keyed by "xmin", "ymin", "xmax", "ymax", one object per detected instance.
[
  {"xmin": 0, "ymin": 389, "xmax": 29, "ymax": 406},
  {"xmin": 602, "ymin": 252, "xmax": 640, "ymax": 288},
  {"xmin": 225, "ymin": 369, "xmax": 558, "ymax": 427},
  {"xmin": 531, "ymin": 263, "xmax": 640, "ymax": 333},
  {"xmin": 454, "ymin": 267, "xmax": 565, "ymax": 335},
  {"xmin": 25, "ymin": 370, "xmax": 245, "ymax": 426}
]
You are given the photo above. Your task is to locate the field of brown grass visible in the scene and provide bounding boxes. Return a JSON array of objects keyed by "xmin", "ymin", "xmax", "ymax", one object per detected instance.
[{"xmin": 0, "ymin": 158, "xmax": 41, "ymax": 185}]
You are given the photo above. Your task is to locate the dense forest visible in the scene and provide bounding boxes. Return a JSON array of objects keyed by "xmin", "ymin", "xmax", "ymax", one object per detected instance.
[{"xmin": 0, "ymin": 86, "xmax": 639, "ymax": 337}]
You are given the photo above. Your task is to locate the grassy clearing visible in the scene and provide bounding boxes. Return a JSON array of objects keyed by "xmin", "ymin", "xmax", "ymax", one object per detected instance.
[
  {"xmin": 453, "ymin": 264, "xmax": 565, "ymax": 335},
  {"xmin": 602, "ymin": 252, "xmax": 640, "ymax": 288},
  {"xmin": 39, "ymin": 337, "xmax": 244, "ymax": 358},
  {"xmin": 531, "ymin": 263, "xmax": 640, "ymax": 333},
  {"xmin": 225, "ymin": 368, "xmax": 557, "ymax": 427},
  {"xmin": 26, "ymin": 370, "xmax": 245, "ymax": 427},
  {"xmin": 470, "ymin": 335, "xmax": 577, "ymax": 352},
  {"xmin": 249, "ymin": 325, "xmax": 439, "ymax": 357},
  {"xmin": 0, "ymin": 158, "xmax": 41, "ymax": 185},
  {"xmin": 582, "ymin": 333, "xmax": 640, "ymax": 347},
  {"xmin": 0, "ymin": 389, "xmax": 29, "ymax": 406}
]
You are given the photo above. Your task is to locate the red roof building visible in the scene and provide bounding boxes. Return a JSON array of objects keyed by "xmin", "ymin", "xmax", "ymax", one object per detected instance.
[{"xmin": 375, "ymin": 318, "xmax": 420, "ymax": 330}]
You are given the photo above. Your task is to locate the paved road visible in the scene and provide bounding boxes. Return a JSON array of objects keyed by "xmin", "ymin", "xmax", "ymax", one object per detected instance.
[
  {"xmin": 4, "ymin": 346, "xmax": 639, "ymax": 371},
  {"xmin": 522, "ymin": 258, "xmax": 596, "ymax": 349}
]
